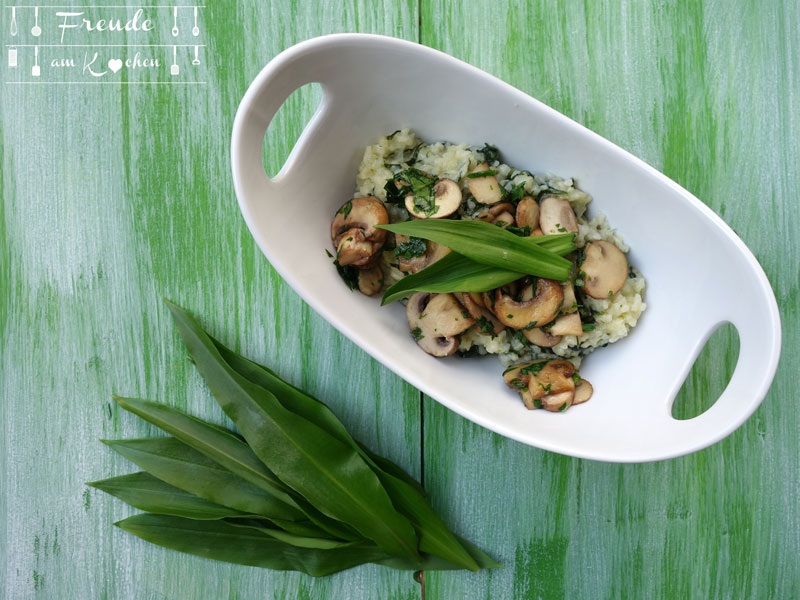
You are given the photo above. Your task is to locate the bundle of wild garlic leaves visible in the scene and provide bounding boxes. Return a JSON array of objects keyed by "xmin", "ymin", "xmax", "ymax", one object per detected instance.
[{"xmin": 89, "ymin": 301, "xmax": 498, "ymax": 576}]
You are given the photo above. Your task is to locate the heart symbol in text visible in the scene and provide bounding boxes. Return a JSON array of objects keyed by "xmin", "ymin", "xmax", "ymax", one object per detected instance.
[{"xmin": 108, "ymin": 59, "xmax": 123, "ymax": 73}]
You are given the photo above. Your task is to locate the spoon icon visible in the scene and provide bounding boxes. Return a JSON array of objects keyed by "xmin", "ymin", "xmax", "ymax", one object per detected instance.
[
  {"xmin": 10, "ymin": 6, "xmax": 17, "ymax": 36},
  {"xmin": 192, "ymin": 45, "xmax": 200, "ymax": 65},
  {"xmin": 192, "ymin": 6, "xmax": 199, "ymax": 36},
  {"xmin": 31, "ymin": 6, "xmax": 41, "ymax": 37},
  {"xmin": 171, "ymin": 6, "xmax": 178, "ymax": 37}
]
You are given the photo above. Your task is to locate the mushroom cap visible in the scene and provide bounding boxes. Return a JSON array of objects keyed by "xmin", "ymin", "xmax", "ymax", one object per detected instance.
[
  {"xmin": 397, "ymin": 238, "xmax": 451, "ymax": 273},
  {"xmin": 357, "ymin": 265, "xmax": 384, "ymax": 296},
  {"xmin": 573, "ymin": 379, "xmax": 593, "ymax": 405},
  {"xmin": 581, "ymin": 240, "xmax": 628, "ymax": 299},
  {"xmin": 331, "ymin": 196, "xmax": 389, "ymax": 247},
  {"xmin": 405, "ymin": 178, "xmax": 462, "ymax": 219},
  {"xmin": 522, "ymin": 327, "xmax": 563, "ymax": 348},
  {"xmin": 475, "ymin": 202, "xmax": 516, "ymax": 223},
  {"xmin": 466, "ymin": 162, "xmax": 503, "ymax": 205},
  {"xmin": 515, "ymin": 196, "xmax": 540, "ymax": 230},
  {"xmin": 539, "ymin": 196, "xmax": 578, "ymax": 235},
  {"xmin": 493, "ymin": 278, "xmax": 564, "ymax": 329},
  {"xmin": 493, "ymin": 211, "xmax": 515, "ymax": 229},
  {"xmin": 405, "ymin": 292, "xmax": 474, "ymax": 357}
]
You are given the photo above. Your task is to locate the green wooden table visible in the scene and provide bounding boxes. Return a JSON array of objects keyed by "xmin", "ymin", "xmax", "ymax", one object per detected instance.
[{"xmin": 2, "ymin": 1, "xmax": 797, "ymax": 598}]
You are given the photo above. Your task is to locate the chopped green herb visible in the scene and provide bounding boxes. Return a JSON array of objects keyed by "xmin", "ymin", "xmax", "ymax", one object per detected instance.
[
  {"xmin": 475, "ymin": 316, "xmax": 495, "ymax": 336},
  {"xmin": 411, "ymin": 327, "xmax": 424, "ymax": 341},
  {"xmin": 572, "ymin": 372, "xmax": 581, "ymax": 385},
  {"xmin": 480, "ymin": 143, "xmax": 500, "ymax": 164},
  {"xmin": 384, "ymin": 179, "xmax": 409, "ymax": 208},
  {"xmin": 494, "ymin": 221, "xmax": 508, "ymax": 228},
  {"xmin": 386, "ymin": 129, "xmax": 402, "ymax": 140},
  {"xmin": 337, "ymin": 200, "xmax": 353, "ymax": 218},
  {"xmin": 394, "ymin": 168, "xmax": 439, "ymax": 217},
  {"xmin": 466, "ymin": 169, "xmax": 497, "ymax": 179},
  {"xmin": 539, "ymin": 383, "xmax": 552, "ymax": 394},
  {"xmin": 505, "ymin": 225, "xmax": 532, "ymax": 237},
  {"xmin": 535, "ymin": 187, "xmax": 568, "ymax": 201},
  {"xmin": 533, "ymin": 399, "xmax": 543, "ymax": 409},
  {"xmin": 461, "ymin": 310, "xmax": 471, "ymax": 319},
  {"xmin": 608, "ymin": 290, "xmax": 614, "ymax": 297},
  {"xmin": 512, "ymin": 330, "xmax": 529, "ymax": 347},
  {"xmin": 506, "ymin": 314, "xmax": 514, "ymax": 319},
  {"xmin": 523, "ymin": 320, "xmax": 538, "ymax": 330},
  {"xmin": 520, "ymin": 361, "xmax": 548, "ymax": 376},
  {"xmin": 582, "ymin": 323, "xmax": 596, "ymax": 331},
  {"xmin": 509, "ymin": 378, "xmax": 527, "ymax": 390},
  {"xmin": 503, "ymin": 182, "xmax": 528, "ymax": 205},
  {"xmin": 394, "ymin": 236, "xmax": 427, "ymax": 259},
  {"xmin": 558, "ymin": 402, "xmax": 569, "ymax": 412}
]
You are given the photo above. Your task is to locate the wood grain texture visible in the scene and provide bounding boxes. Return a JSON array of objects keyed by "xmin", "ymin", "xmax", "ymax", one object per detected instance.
[
  {"xmin": 1, "ymin": 2, "xmax": 422, "ymax": 599},
  {"xmin": 2, "ymin": 0, "xmax": 798, "ymax": 599},
  {"xmin": 420, "ymin": 0, "xmax": 799, "ymax": 598}
]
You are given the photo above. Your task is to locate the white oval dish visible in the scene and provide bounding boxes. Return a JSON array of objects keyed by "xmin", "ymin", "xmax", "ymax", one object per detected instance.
[{"xmin": 231, "ymin": 34, "xmax": 781, "ymax": 462}]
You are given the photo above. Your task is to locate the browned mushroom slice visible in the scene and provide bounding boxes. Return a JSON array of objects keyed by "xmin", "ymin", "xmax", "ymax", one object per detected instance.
[
  {"xmin": 466, "ymin": 162, "xmax": 503, "ymax": 205},
  {"xmin": 539, "ymin": 196, "xmax": 578, "ymax": 235},
  {"xmin": 561, "ymin": 282, "xmax": 578, "ymax": 315},
  {"xmin": 336, "ymin": 228, "xmax": 376, "ymax": 267},
  {"xmin": 515, "ymin": 196, "xmax": 540, "ymax": 230},
  {"xmin": 331, "ymin": 196, "xmax": 389, "ymax": 246},
  {"xmin": 357, "ymin": 265, "xmax": 384, "ymax": 296},
  {"xmin": 493, "ymin": 278, "xmax": 563, "ymax": 329},
  {"xmin": 522, "ymin": 327, "xmax": 562, "ymax": 348},
  {"xmin": 548, "ymin": 313, "xmax": 583, "ymax": 336},
  {"xmin": 405, "ymin": 292, "xmax": 474, "ymax": 357},
  {"xmin": 396, "ymin": 237, "xmax": 451, "ymax": 273},
  {"xmin": 454, "ymin": 292, "xmax": 505, "ymax": 336},
  {"xmin": 502, "ymin": 363, "xmax": 539, "ymax": 409},
  {"xmin": 573, "ymin": 379, "xmax": 593, "ymax": 405},
  {"xmin": 580, "ymin": 240, "xmax": 628, "ymax": 299},
  {"xmin": 405, "ymin": 178, "xmax": 462, "ymax": 219},
  {"xmin": 504, "ymin": 359, "xmax": 577, "ymax": 410},
  {"xmin": 475, "ymin": 202, "xmax": 515, "ymax": 223},
  {"xmin": 541, "ymin": 390, "xmax": 575, "ymax": 412}
]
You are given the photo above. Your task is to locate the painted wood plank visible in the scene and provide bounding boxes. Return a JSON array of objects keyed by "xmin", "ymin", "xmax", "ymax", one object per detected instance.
[
  {"xmin": 1, "ymin": 2, "xmax": 423, "ymax": 599},
  {"xmin": 420, "ymin": 0, "xmax": 799, "ymax": 598}
]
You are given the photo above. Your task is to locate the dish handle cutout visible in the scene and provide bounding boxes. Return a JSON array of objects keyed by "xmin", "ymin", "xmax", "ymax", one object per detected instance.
[
  {"xmin": 232, "ymin": 44, "xmax": 342, "ymax": 204},
  {"xmin": 671, "ymin": 322, "xmax": 740, "ymax": 420},
  {"xmin": 261, "ymin": 83, "xmax": 323, "ymax": 179}
]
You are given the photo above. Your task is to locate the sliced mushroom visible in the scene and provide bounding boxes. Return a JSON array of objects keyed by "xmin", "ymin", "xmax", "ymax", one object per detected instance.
[
  {"xmin": 541, "ymin": 390, "xmax": 575, "ymax": 412},
  {"xmin": 331, "ymin": 196, "xmax": 388, "ymax": 246},
  {"xmin": 406, "ymin": 292, "xmax": 474, "ymax": 357},
  {"xmin": 454, "ymin": 292, "xmax": 505, "ymax": 336},
  {"xmin": 515, "ymin": 196, "xmax": 540, "ymax": 230},
  {"xmin": 503, "ymin": 359, "xmax": 577, "ymax": 411},
  {"xmin": 331, "ymin": 197, "xmax": 389, "ymax": 267},
  {"xmin": 357, "ymin": 265, "xmax": 384, "ymax": 296},
  {"xmin": 502, "ymin": 363, "xmax": 538, "ymax": 410},
  {"xmin": 405, "ymin": 178, "xmax": 462, "ymax": 219},
  {"xmin": 336, "ymin": 228, "xmax": 376, "ymax": 267},
  {"xmin": 561, "ymin": 282, "xmax": 578, "ymax": 315},
  {"xmin": 493, "ymin": 211, "xmax": 515, "ymax": 229},
  {"xmin": 580, "ymin": 240, "xmax": 628, "ymax": 299},
  {"xmin": 475, "ymin": 202, "xmax": 515, "ymax": 223},
  {"xmin": 396, "ymin": 237, "xmax": 451, "ymax": 273},
  {"xmin": 466, "ymin": 162, "xmax": 503, "ymax": 205},
  {"xmin": 539, "ymin": 196, "xmax": 578, "ymax": 235},
  {"xmin": 523, "ymin": 327, "xmax": 562, "ymax": 348},
  {"xmin": 548, "ymin": 313, "xmax": 583, "ymax": 336},
  {"xmin": 573, "ymin": 379, "xmax": 593, "ymax": 405},
  {"xmin": 492, "ymin": 278, "xmax": 563, "ymax": 329}
]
